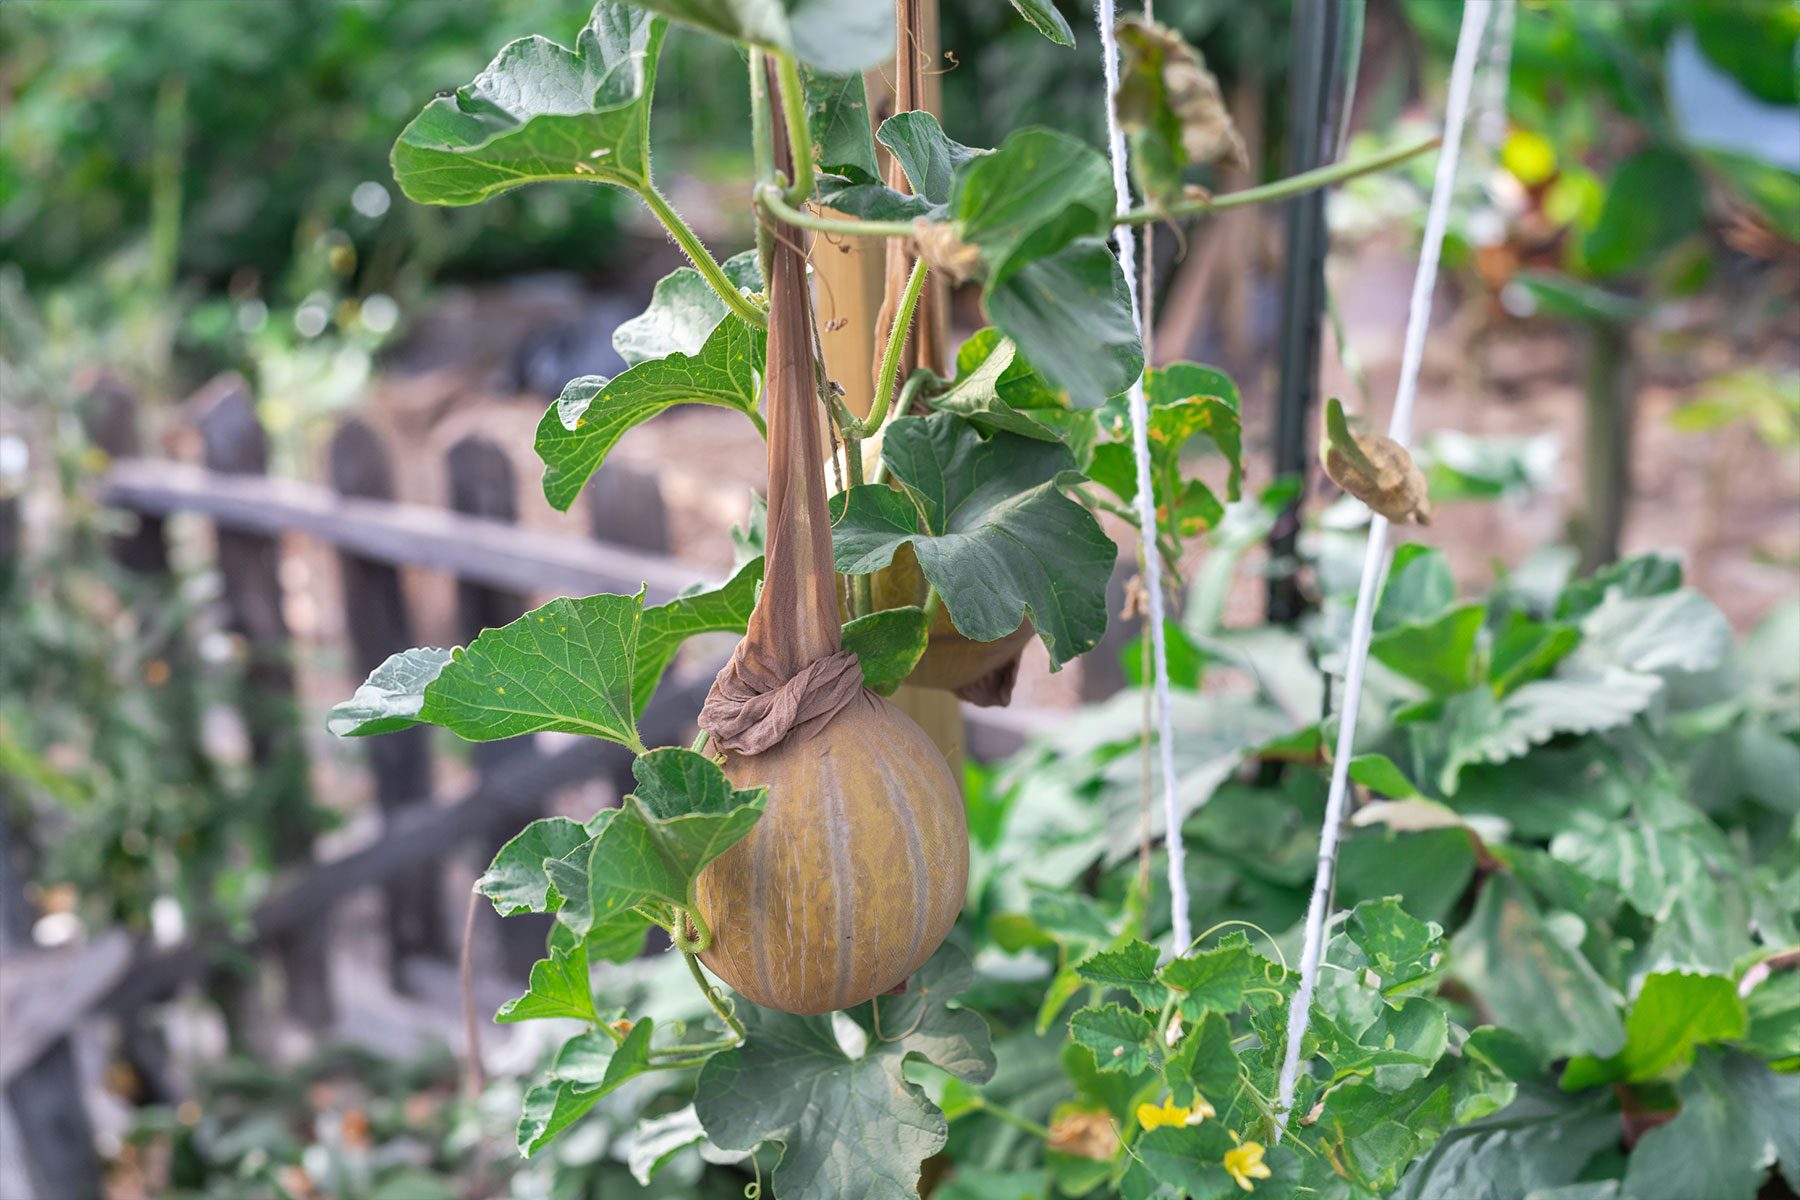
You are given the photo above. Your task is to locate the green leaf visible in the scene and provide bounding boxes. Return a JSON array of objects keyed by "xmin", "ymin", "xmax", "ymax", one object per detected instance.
[
  {"xmin": 694, "ymin": 944, "xmax": 995, "ymax": 1200},
  {"xmin": 518, "ymin": 1020, "xmax": 658, "ymax": 1155},
  {"xmin": 1489, "ymin": 613, "xmax": 1581, "ymax": 693},
  {"xmin": 1372, "ymin": 602, "xmax": 1486, "ymax": 695},
  {"xmin": 831, "ymin": 414, "xmax": 1115, "ymax": 669},
  {"xmin": 841, "ymin": 607, "xmax": 930, "ymax": 695},
  {"xmin": 880, "ymin": 112, "xmax": 985, "ymax": 208},
  {"xmin": 1435, "ymin": 666, "xmax": 1662, "ymax": 794},
  {"xmin": 1450, "ymin": 875, "xmax": 1625, "ymax": 1061},
  {"xmin": 1556, "ymin": 552, "xmax": 1682, "ymax": 619},
  {"xmin": 1164, "ymin": 1011, "xmax": 1239, "ymax": 1111},
  {"xmin": 537, "ymin": 316, "xmax": 763, "ymax": 511},
  {"xmin": 1075, "ymin": 940, "xmax": 1167, "ymax": 1009},
  {"xmin": 613, "ymin": 251, "xmax": 762, "ymax": 367},
  {"xmin": 587, "ymin": 748, "xmax": 767, "ymax": 916},
  {"xmin": 1561, "ymin": 972, "xmax": 1747, "ymax": 1090},
  {"xmin": 1158, "ymin": 933, "xmax": 1258, "ymax": 1019},
  {"xmin": 634, "ymin": 557, "xmax": 763, "ymax": 717},
  {"xmin": 983, "ymin": 239, "xmax": 1145, "ymax": 406},
  {"xmin": 1621, "ymin": 1050, "xmax": 1798, "ymax": 1200},
  {"xmin": 1134, "ymin": 1124, "xmax": 1238, "ymax": 1200},
  {"xmin": 392, "ymin": 3, "xmax": 665, "ymax": 206},
  {"xmin": 928, "ymin": 330, "xmax": 1081, "ymax": 444},
  {"xmin": 1006, "ymin": 0, "xmax": 1075, "ymax": 47},
  {"xmin": 1348, "ymin": 897, "xmax": 1445, "ymax": 1000},
  {"xmin": 628, "ymin": 1106, "xmax": 709, "ymax": 1186},
  {"xmin": 1577, "ymin": 587, "xmax": 1732, "ymax": 676},
  {"xmin": 1704, "ymin": 151, "xmax": 1800, "ymax": 243},
  {"xmin": 1580, "ymin": 146, "xmax": 1705, "ymax": 278},
  {"xmin": 1376, "ymin": 544, "xmax": 1455, "ymax": 631},
  {"xmin": 629, "ymin": 0, "xmax": 891, "ymax": 73},
  {"xmin": 800, "ymin": 68, "xmax": 878, "ymax": 184},
  {"xmin": 1392, "ymin": 1086, "xmax": 1620, "ymax": 1200},
  {"xmin": 952, "ymin": 128, "xmax": 1114, "ymax": 287},
  {"xmin": 478, "ymin": 817, "xmax": 591, "ymax": 916},
  {"xmin": 1347, "ymin": 754, "xmax": 1420, "ymax": 799},
  {"xmin": 329, "ymin": 593, "xmax": 646, "ymax": 749},
  {"xmin": 1314, "ymin": 1054, "xmax": 1516, "ymax": 1194},
  {"xmin": 496, "ymin": 935, "xmax": 598, "ymax": 1023},
  {"xmin": 1088, "ymin": 363, "xmax": 1242, "ymax": 537},
  {"xmin": 1070, "ymin": 1003, "xmax": 1155, "ymax": 1074},
  {"xmin": 326, "ymin": 647, "xmax": 453, "ymax": 737}
]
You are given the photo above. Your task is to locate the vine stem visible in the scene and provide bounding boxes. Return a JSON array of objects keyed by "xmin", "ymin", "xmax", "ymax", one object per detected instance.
[
  {"xmin": 753, "ymin": 136, "xmax": 1443, "ymax": 243},
  {"xmin": 970, "ymin": 1097, "xmax": 1053, "ymax": 1140},
  {"xmin": 639, "ymin": 185, "xmax": 767, "ymax": 329},
  {"xmin": 683, "ymin": 948, "xmax": 747, "ymax": 1044},
  {"xmin": 748, "ymin": 48, "xmax": 776, "ymax": 286},
  {"xmin": 772, "ymin": 52, "xmax": 814, "ymax": 206},
  {"xmin": 844, "ymin": 427, "xmax": 873, "ymax": 619},
  {"xmin": 866, "ymin": 257, "xmax": 929, "ymax": 436}
]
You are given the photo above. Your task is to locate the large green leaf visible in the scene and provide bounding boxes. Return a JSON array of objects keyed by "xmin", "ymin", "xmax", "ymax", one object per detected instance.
[
  {"xmin": 1622, "ymin": 1050, "xmax": 1799, "ymax": 1199},
  {"xmin": 1561, "ymin": 971, "xmax": 1747, "ymax": 1090},
  {"xmin": 1580, "ymin": 146, "xmax": 1705, "ymax": 278},
  {"xmin": 392, "ymin": 3, "xmax": 666, "ymax": 205},
  {"xmin": 983, "ymin": 239, "xmax": 1145, "ymax": 406},
  {"xmin": 951, "ymin": 128, "xmax": 1114, "ymax": 287},
  {"xmin": 536, "ymin": 310, "xmax": 764, "ymax": 511},
  {"xmin": 328, "ymin": 592, "xmax": 645, "ymax": 749},
  {"xmin": 1371, "ymin": 602, "xmax": 1486, "ymax": 695},
  {"xmin": 1434, "ymin": 665, "xmax": 1662, "ymax": 793},
  {"xmin": 1376, "ymin": 544, "xmax": 1456, "ymax": 631},
  {"xmin": 694, "ymin": 944, "xmax": 995, "ymax": 1200},
  {"xmin": 612, "ymin": 251, "xmax": 762, "ymax": 367},
  {"xmin": 518, "ymin": 1021, "xmax": 658, "ymax": 1155},
  {"xmin": 831, "ymin": 414, "xmax": 1115, "ymax": 668},
  {"xmin": 1392, "ymin": 1087, "xmax": 1620, "ymax": 1200},
  {"xmin": 633, "ymin": 556, "xmax": 763, "ymax": 717},
  {"xmin": 881, "ymin": 112, "xmax": 984, "ymax": 207},
  {"xmin": 627, "ymin": 0, "xmax": 891, "ymax": 73},
  {"xmin": 586, "ymin": 748, "xmax": 767, "ymax": 916},
  {"xmin": 1134, "ymin": 1124, "xmax": 1238, "ymax": 1200},
  {"xmin": 1450, "ymin": 875, "xmax": 1625, "ymax": 1061}
]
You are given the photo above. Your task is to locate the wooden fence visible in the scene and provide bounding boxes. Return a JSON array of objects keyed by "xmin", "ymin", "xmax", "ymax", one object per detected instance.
[{"xmin": 0, "ymin": 373, "xmax": 1087, "ymax": 1198}]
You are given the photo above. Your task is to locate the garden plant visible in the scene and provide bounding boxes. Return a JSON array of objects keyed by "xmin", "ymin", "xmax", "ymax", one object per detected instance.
[{"xmin": 323, "ymin": 2, "xmax": 1800, "ymax": 1198}]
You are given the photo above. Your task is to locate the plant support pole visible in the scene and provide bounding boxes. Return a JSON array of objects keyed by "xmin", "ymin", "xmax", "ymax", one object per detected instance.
[
  {"xmin": 1272, "ymin": 0, "xmax": 1494, "ymax": 1139},
  {"xmin": 1095, "ymin": 0, "xmax": 1189, "ymax": 955}
]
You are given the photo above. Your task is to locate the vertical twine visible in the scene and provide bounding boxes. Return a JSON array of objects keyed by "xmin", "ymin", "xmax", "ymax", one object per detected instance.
[
  {"xmin": 1271, "ymin": 0, "xmax": 1497, "ymax": 1139},
  {"xmin": 1094, "ymin": 0, "xmax": 1189, "ymax": 956}
]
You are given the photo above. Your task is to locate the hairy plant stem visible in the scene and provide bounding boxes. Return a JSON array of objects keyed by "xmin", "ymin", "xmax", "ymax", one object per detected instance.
[
  {"xmin": 756, "ymin": 136, "xmax": 1443, "ymax": 243},
  {"xmin": 683, "ymin": 947, "xmax": 747, "ymax": 1043},
  {"xmin": 921, "ymin": 586, "xmax": 941, "ymax": 624},
  {"xmin": 868, "ymin": 257, "xmax": 929, "ymax": 434},
  {"xmin": 639, "ymin": 185, "xmax": 767, "ymax": 329},
  {"xmin": 773, "ymin": 53, "xmax": 815, "ymax": 206},
  {"xmin": 690, "ymin": 728, "xmax": 712, "ymax": 755},
  {"xmin": 748, "ymin": 49, "xmax": 776, "ymax": 286},
  {"xmin": 843, "ymin": 431, "xmax": 873, "ymax": 620}
]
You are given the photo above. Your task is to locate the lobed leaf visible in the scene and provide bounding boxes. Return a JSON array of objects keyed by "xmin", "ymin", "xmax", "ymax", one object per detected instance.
[
  {"xmin": 831, "ymin": 414, "xmax": 1114, "ymax": 669},
  {"xmin": 392, "ymin": 2, "xmax": 665, "ymax": 206}
]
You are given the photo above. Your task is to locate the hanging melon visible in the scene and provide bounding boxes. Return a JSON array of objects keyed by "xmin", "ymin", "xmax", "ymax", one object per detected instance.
[{"xmin": 691, "ymin": 81, "xmax": 967, "ymax": 1015}]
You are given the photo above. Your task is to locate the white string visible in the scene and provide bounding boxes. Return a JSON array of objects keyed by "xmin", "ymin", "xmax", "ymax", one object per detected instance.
[
  {"xmin": 1272, "ymin": 0, "xmax": 1496, "ymax": 1140},
  {"xmin": 1095, "ymin": 0, "xmax": 1189, "ymax": 955}
]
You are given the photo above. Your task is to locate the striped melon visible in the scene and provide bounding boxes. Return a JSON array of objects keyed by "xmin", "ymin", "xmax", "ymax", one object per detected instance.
[{"xmin": 694, "ymin": 691, "xmax": 967, "ymax": 1014}]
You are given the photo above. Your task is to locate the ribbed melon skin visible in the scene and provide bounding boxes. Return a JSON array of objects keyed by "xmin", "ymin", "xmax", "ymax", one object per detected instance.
[{"xmin": 694, "ymin": 690, "xmax": 968, "ymax": 1015}]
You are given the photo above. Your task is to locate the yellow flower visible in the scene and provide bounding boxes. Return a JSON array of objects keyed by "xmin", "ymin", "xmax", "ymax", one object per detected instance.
[
  {"xmin": 1223, "ymin": 1139, "xmax": 1272, "ymax": 1192},
  {"xmin": 1135, "ymin": 1093, "xmax": 1215, "ymax": 1132}
]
